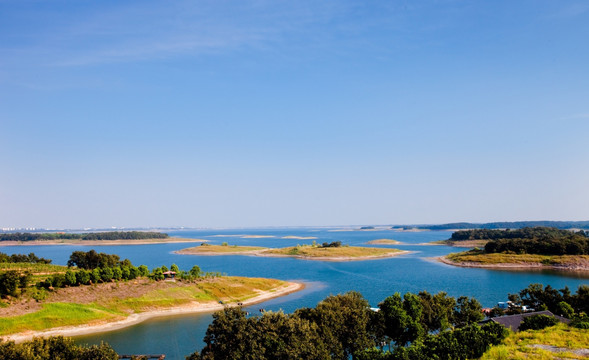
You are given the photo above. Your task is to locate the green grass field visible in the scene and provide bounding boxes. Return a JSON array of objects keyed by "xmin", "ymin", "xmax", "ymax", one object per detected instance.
[
  {"xmin": 481, "ymin": 323, "xmax": 589, "ymax": 359},
  {"xmin": 0, "ymin": 303, "xmax": 124, "ymax": 335}
]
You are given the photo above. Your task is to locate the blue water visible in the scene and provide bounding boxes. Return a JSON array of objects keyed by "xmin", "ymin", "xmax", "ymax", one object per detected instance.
[{"xmin": 2, "ymin": 228, "xmax": 587, "ymax": 359}]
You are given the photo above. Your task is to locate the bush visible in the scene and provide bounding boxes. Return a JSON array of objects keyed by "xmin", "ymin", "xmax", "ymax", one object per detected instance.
[
  {"xmin": 0, "ymin": 271, "xmax": 23, "ymax": 297},
  {"xmin": 76, "ymin": 270, "xmax": 91, "ymax": 285},
  {"xmin": 65, "ymin": 269, "xmax": 77, "ymax": 286},
  {"xmin": 519, "ymin": 314, "xmax": 559, "ymax": 331}
]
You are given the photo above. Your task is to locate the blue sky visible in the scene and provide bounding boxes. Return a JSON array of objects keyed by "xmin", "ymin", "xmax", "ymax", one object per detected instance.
[{"xmin": 1, "ymin": 0, "xmax": 588, "ymax": 229}]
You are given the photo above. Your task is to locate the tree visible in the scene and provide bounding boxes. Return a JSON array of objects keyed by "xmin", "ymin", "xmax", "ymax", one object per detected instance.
[
  {"xmin": 65, "ymin": 269, "xmax": 77, "ymax": 286},
  {"xmin": 308, "ymin": 291, "xmax": 374, "ymax": 359},
  {"xmin": 189, "ymin": 265, "xmax": 201, "ymax": 278},
  {"xmin": 556, "ymin": 301, "xmax": 574, "ymax": 318},
  {"xmin": 418, "ymin": 291, "xmax": 455, "ymax": 333},
  {"xmin": 0, "ymin": 270, "xmax": 22, "ymax": 297},
  {"xmin": 379, "ymin": 292, "xmax": 424, "ymax": 348},
  {"xmin": 138, "ymin": 265, "xmax": 150, "ymax": 277},
  {"xmin": 454, "ymin": 296, "xmax": 484, "ymax": 327},
  {"xmin": 200, "ymin": 307, "xmax": 251, "ymax": 359},
  {"xmin": 100, "ymin": 267, "xmax": 113, "ymax": 282},
  {"xmin": 76, "ymin": 269, "xmax": 91, "ymax": 285},
  {"xmin": 171, "ymin": 264, "xmax": 180, "ymax": 273}
]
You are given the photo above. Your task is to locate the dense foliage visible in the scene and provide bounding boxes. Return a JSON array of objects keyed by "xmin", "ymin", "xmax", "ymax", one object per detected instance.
[
  {"xmin": 449, "ymin": 227, "xmax": 589, "ymax": 255},
  {"xmin": 0, "ymin": 270, "xmax": 31, "ymax": 297},
  {"xmin": 406, "ymin": 221, "xmax": 589, "ymax": 230},
  {"xmin": 518, "ymin": 314, "xmax": 559, "ymax": 331},
  {"xmin": 0, "ymin": 336, "xmax": 118, "ymax": 360},
  {"xmin": 0, "ymin": 251, "xmax": 52, "ymax": 264},
  {"xmin": 186, "ymin": 290, "xmax": 502, "ymax": 360},
  {"xmin": 0, "ymin": 231, "xmax": 168, "ymax": 242}
]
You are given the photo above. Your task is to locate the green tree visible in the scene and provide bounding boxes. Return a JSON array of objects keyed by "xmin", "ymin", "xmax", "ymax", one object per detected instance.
[
  {"xmin": 454, "ymin": 296, "xmax": 484, "ymax": 327},
  {"xmin": 418, "ymin": 290, "xmax": 455, "ymax": 333},
  {"xmin": 311, "ymin": 291, "xmax": 374, "ymax": 359},
  {"xmin": 76, "ymin": 269, "xmax": 91, "ymax": 285},
  {"xmin": 112, "ymin": 267, "xmax": 122, "ymax": 281},
  {"xmin": 189, "ymin": 265, "xmax": 201, "ymax": 278},
  {"xmin": 171, "ymin": 263, "xmax": 180, "ymax": 273},
  {"xmin": 65, "ymin": 269, "xmax": 77, "ymax": 286},
  {"xmin": 0, "ymin": 270, "xmax": 22, "ymax": 297},
  {"xmin": 100, "ymin": 267, "xmax": 113, "ymax": 282},
  {"xmin": 138, "ymin": 265, "xmax": 150, "ymax": 277},
  {"xmin": 556, "ymin": 301, "xmax": 574, "ymax": 318}
]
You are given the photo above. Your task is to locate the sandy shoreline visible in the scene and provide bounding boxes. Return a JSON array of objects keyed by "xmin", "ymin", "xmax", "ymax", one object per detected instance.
[
  {"xmin": 0, "ymin": 238, "xmax": 208, "ymax": 246},
  {"xmin": 436, "ymin": 256, "xmax": 589, "ymax": 272},
  {"xmin": 3, "ymin": 282, "xmax": 304, "ymax": 343}
]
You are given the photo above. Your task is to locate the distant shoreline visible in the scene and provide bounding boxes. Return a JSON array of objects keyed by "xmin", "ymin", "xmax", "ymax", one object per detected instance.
[{"xmin": 0, "ymin": 237, "xmax": 208, "ymax": 246}]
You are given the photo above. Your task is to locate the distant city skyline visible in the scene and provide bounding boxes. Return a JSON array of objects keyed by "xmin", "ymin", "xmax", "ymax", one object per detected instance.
[{"xmin": 2, "ymin": 1, "xmax": 588, "ymax": 229}]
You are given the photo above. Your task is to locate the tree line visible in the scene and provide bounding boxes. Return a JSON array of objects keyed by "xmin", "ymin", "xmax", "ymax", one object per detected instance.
[
  {"xmin": 450, "ymin": 227, "xmax": 589, "ymax": 255},
  {"xmin": 0, "ymin": 251, "xmax": 52, "ymax": 264},
  {"xmin": 407, "ymin": 221, "xmax": 589, "ymax": 230},
  {"xmin": 0, "ymin": 250, "xmax": 208, "ymax": 299},
  {"xmin": 187, "ymin": 290, "xmax": 509, "ymax": 360},
  {"xmin": 0, "ymin": 231, "xmax": 168, "ymax": 242}
]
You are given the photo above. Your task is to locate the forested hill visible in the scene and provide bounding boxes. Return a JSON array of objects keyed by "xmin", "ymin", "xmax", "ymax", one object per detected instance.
[
  {"xmin": 0, "ymin": 231, "xmax": 168, "ymax": 242},
  {"xmin": 451, "ymin": 227, "xmax": 589, "ymax": 256},
  {"xmin": 403, "ymin": 221, "xmax": 589, "ymax": 230}
]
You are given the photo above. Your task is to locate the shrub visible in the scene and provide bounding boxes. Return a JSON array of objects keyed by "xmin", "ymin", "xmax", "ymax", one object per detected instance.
[{"xmin": 519, "ymin": 314, "xmax": 559, "ymax": 331}]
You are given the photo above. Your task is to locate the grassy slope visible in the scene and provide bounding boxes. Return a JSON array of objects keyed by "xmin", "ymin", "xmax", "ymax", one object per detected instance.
[
  {"xmin": 481, "ymin": 323, "xmax": 589, "ymax": 359},
  {"xmin": 0, "ymin": 276, "xmax": 285, "ymax": 336},
  {"xmin": 264, "ymin": 245, "xmax": 403, "ymax": 258},
  {"xmin": 178, "ymin": 244, "xmax": 266, "ymax": 254}
]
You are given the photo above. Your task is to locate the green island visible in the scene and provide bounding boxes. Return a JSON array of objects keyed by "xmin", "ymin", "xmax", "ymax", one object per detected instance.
[
  {"xmin": 365, "ymin": 239, "xmax": 401, "ymax": 245},
  {"xmin": 0, "ymin": 231, "xmax": 203, "ymax": 245},
  {"xmin": 0, "ymin": 250, "xmax": 301, "ymax": 340},
  {"xmin": 177, "ymin": 241, "xmax": 407, "ymax": 261},
  {"xmin": 439, "ymin": 227, "xmax": 589, "ymax": 272}
]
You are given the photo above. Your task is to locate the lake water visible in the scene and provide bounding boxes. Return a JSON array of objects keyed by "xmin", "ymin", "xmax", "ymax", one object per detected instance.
[{"xmin": 2, "ymin": 228, "xmax": 588, "ymax": 359}]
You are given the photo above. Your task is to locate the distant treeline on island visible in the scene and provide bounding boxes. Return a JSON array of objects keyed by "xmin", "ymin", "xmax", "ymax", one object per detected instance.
[
  {"xmin": 451, "ymin": 227, "xmax": 589, "ymax": 256},
  {"xmin": 394, "ymin": 220, "xmax": 589, "ymax": 231},
  {"xmin": 0, "ymin": 231, "xmax": 169, "ymax": 242}
]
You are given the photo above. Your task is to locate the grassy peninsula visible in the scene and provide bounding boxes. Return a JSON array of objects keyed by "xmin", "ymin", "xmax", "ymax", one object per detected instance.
[
  {"xmin": 440, "ymin": 227, "xmax": 589, "ymax": 272},
  {"xmin": 0, "ymin": 250, "xmax": 301, "ymax": 340}
]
